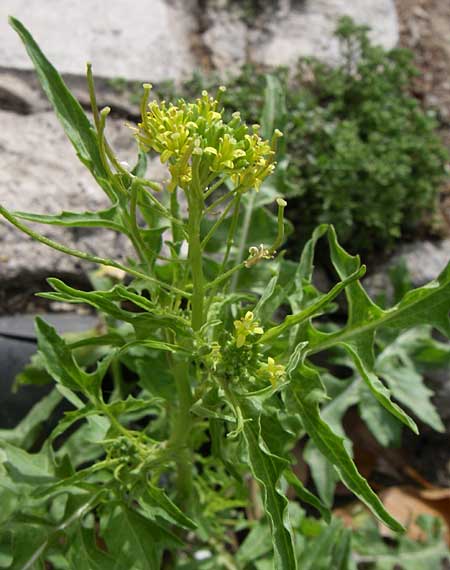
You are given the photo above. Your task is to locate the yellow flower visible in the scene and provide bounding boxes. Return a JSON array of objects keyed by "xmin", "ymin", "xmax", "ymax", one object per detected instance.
[
  {"xmin": 234, "ymin": 311, "xmax": 264, "ymax": 348},
  {"xmin": 261, "ymin": 357, "xmax": 285, "ymax": 388},
  {"xmin": 134, "ymin": 86, "xmax": 278, "ymax": 193}
]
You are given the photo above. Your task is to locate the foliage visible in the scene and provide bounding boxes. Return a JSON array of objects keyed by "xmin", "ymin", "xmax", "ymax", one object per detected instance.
[
  {"xmin": 0, "ymin": 17, "xmax": 449, "ymax": 570},
  {"xmin": 285, "ymin": 17, "xmax": 448, "ymax": 251}
]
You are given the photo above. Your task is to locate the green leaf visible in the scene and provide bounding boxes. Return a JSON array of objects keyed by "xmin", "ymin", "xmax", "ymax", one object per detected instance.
[
  {"xmin": 303, "ymin": 443, "xmax": 338, "ymax": 509},
  {"xmin": 261, "ymin": 74, "xmax": 287, "ymax": 140},
  {"xmin": 260, "ymin": 262, "xmax": 365, "ymax": 344},
  {"xmin": 237, "ymin": 521, "xmax": 272, "ymax": 564},
  {"xmin": 40, "ymin": 278, "xmax": 188, "ymax": 335},
  {"xmin": 68, "ymin": 526, "xmax": 117, "ymax": 570},
  {"xmin": 254, "ymin": 275, "xmax": 285, "ymax": 323},
  {"xmin": 298, "ymin": 518, "xmax": 343, "ymax": 570},
  {"xmin": 344, "ymin": 344, "xmax": 418, "ymax": 433},
  {"xmin": 289, "ymin": 224, "xmax": 329, "ymax": 309},
  {"xmin": 2, "ymin": 442, "xmax": 55, "ymax": 486},
  {"xmin": 376, "ymin": 347, "xmax": 444, "ymax": 433},
  {"xmin": 287, "ymin": 228, "xmax": 415, "ymax": 436},
  {"xmin": 35, "ymin": 317, "xmax": 113, "ymax": 398},
  {"xmin": 131, "ymin": 150, "xmax": 148, "ymax": 178},
  {"xmin": 49, "ymin": 403, "xmax": 98, "ymax": 440},
  {"xmin": 290, "ymin": 363, "xmax": 403, "ymax": 532},
  {"xmin": 371, "ymin": 541, "xmax": 449, "ymax": 570},
  {"xmin": 284, "ymin": 469, "xmax": 330, "ymax": 522},
  {"xmin": 240, "ymin": 400, "xmax": 298, "ymax": 570},
  {"xmin": 308, "ymin": 229, "xmax": 450, "ymax": 356},
  {"xmin": 9, "ymin": 17, "xmax": 114, "ymax": 199},
  {"xmin": 139, "ymin": 482, "xmax": 197, "ymax": 530},
  {"xmin": 13, "ymin": 205, "xmax": 125, "ymax": 233},
  {"xmin": 6, "ymin": 523, "xmax": 49, "ymax": 570},
  {"xmin": 0, "ymin": 389, "xmax": 62, "ymax": 449},
  {"xmin": 303, "ymin": 377, "xmax": 359, "ymax": 506},
  {"xmin": 104, "ymin": 505, "xmax": 181, "ymax": 570},
  {"xmin": 358, "ymin": 383, "xmax": 402, "ymax": 447}
]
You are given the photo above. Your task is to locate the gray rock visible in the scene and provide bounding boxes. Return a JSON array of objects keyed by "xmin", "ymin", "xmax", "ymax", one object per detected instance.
[
  {"xmin": 0, "ymin": 110, "xmax": 166, "ymax": 287},
  {"xmin": 203, "ymin": 9, "xmax": 248, "ymax": 72},
  {"xmin": 257, "ymin": 0, "xmax": 398, "ymax": 69},
  {"xmin": 364, "ymin": 239, "xmax": 450, "ymax": 299},
  {"xmin": 202, "ymin": 0, "xmax": 399, "ymax": 74},
  {"xmin": 0, "ymin": 0, "xmax": 197, "ymax": 82}
]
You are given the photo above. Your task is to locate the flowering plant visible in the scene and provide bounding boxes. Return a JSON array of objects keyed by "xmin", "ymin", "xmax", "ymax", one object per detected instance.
[{"xmin": 1, "ymin": 17, "xmax": 450, "ymax": 570}]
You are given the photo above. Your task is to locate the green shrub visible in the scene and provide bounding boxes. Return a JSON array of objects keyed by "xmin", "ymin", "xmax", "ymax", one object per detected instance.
[{"xmin": 285, "ymin": 17, "xmax": 448, "ymax": 251}]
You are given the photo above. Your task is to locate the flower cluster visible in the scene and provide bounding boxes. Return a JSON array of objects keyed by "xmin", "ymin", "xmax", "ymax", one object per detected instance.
[
  {"xmin": 234, "ymin": 311, "xmax": 264, "ymax": 348},
  {"xmin": 135, "ymin": 87, "xmax": 277, "ymax": 193}
]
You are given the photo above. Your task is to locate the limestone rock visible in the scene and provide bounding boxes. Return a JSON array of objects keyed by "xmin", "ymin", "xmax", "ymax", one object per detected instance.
[
  {"xmin": 202, "ymin": 0, "xmax": 399, "ymax": 74},
  {"xmin": 203, "ymin": 10, "xmax": 248, "ymax": 72},
  {"xmin": 0, "ymin": 0, "xmax": 197, "ymax": 82},
  {"xmin": 255, "ymin": 0, "xmax": 399, "ymax": 69}
]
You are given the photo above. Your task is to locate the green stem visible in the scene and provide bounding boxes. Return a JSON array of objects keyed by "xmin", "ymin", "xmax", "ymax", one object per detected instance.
[
  {"xmin": 137, "ymin": 184, "xmax": 187, "ymax": 235},
  {"xmin": 205, "ymin": 261, "xmax": 246, "ymax": 291},
  {"xmin": 87, "ymin": 67, "xmax": 130, "ymax": 180},
  {"xmin": 128, "ymin": 181, "xmax": 154, "ymax": 268},
  {"xmin": 203, "ymin": 175, "xmax": 229, "ymax": 200},
  {"xmin": 188, "ymin": 158, "xmax": 206, "ymax": 331},
  {"xmin": 169, "ymin": 358, "xmax": 194, "ymax": 509},
  {"xmin": 205, "ymin": 188, "xmax": 235, "ymax": 214},
  {"xmin": 230, "ymin": 192, "xmax": 254, "ymax": 292},
  {"xmin": 110, "ymin": 357, "xmax": 125, "ymax": 401},
  {"xmin": 204, "ymin": 196, "xmax": 242, "ymax": 314},
  {"xmin": 201, "ymin": 196, "xmax": 236, "ymax": 250},
  {"xmin": 221, "ymin": 195, "xmax": 241, "ymax": 274}
]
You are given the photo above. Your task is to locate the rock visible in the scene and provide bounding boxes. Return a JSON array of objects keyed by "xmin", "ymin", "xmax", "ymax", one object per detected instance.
[
  {"xmin": 201, "ymin": 0, "xmax": 399, "ymax": 74},
  {"xmin": 203, "ymin": 9, "xmax": 248, "ymax": 72},
  {"xmin": 0, "ymin": 110, "xmax": 166, "ymax": 289},
  {"xmin": 0, "ymin": 0, "xmax": 197, "ymax": 82},
  {"xmin": 255, "ymin": 0, "xmax": 399, "ymax": 69},
  {"xmin": 0, "ymin": 68, "xmax": 143, "ymax": 120},
  {"xmin": 363, "ymin": 239, "xmax": 450, "ymax": 300}
]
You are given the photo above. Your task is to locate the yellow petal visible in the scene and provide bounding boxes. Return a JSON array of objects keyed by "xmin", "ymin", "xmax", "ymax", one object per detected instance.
[{"xmin": 236, "ymin": 334, "xmax": 245, "ymax": 348}]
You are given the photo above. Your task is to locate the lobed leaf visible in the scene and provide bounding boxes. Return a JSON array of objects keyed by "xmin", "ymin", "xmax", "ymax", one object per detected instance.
[{"xmin": 290, "ymin": 363, "xmax": 404, "ymax": 532}]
